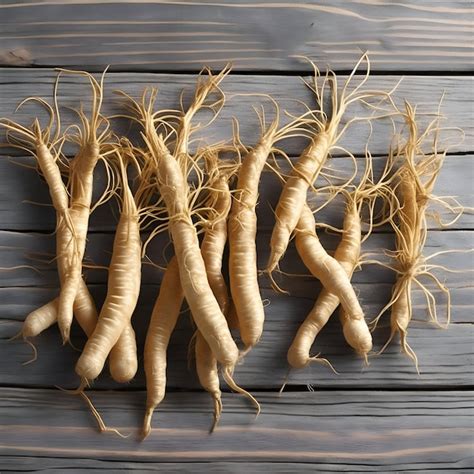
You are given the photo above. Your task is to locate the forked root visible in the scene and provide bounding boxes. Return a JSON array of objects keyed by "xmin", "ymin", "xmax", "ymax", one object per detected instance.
[
  {"xmin": 264, "ymin": 266, "xmax": 291, "ymax": 295},
  {"xmin": 399, "ymin": 327, "xmax": 420, "ymax": 375},
  {"xmin": 80, "ymin": 390, "xmax": 130, "ymax": 439},
  {"xmin": 222, "ymin": 367, "xmax": 261, "ymax": 416},
  {"xmin": 57, "ymin": 377, "xmax": 129, "ymax": 438},
  {"xmin": 307, "ymin": 353, "xmax": 339, "ymax": 374},
  {"xmin": 377, "ymin": 324, "xmax": 420, "ymax": 374}
]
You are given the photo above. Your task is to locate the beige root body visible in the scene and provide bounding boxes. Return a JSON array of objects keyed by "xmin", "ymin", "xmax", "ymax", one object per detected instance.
[
  {"xmin": 390, "ymin": 278, "xmax": 412, "ymax": 345},
  {"xmin": 228, "ymin": 141, "xmax": 272, "ymax": 348},
  {"xmin": 371, "ymin": 101, "xmax": 460, "ymax": 369},
  {"xmin": 108, "ymin": 325, "xmax": 138, "ymax": 383},
  {"xmin": 151, "ymin": 143, "xmax": 238, "ymax": 368},
  {"xmin": 268, "ymin": 132, "xmax": 330, "ymax": 272},
  {"xmin": 56, "ymin": 143, "xmax": 100, "ymax": 342},
  {"xmin": 22, "ymin": 280, "xmax": 95, "ymax": 339},
  {"xmin": 335, "ymin": 202, "xmax": 368, "ymax": 353},
  {"xmin": 195, "ymin": 331, "xmax": 222, "ymax": 432},
  {"xmin": 288, "ymin": 201, "xmax": 361, "ymax": 368},
  {"xmin": 201, "ymin": 174, "xmax": 232, "ymax": 317},
  {"xmin": 56, "ymin": 205, "xmax": 90, "ymax": 342},
  {"xmin": 196, "ymin": 162, "xmax": 232, "ymax": 429},
  {"xmin": 22, "ymin": 277, "xmax": 137, "ymax": 382},
  {"xmin": 75, "ymin": 187, "xmax": 142, "ymax": 381},
  {"xmin": 143, "ymin": 256, "xmax": 183, "ymax": 438},
  {"xmin": 22, "ymin": 300, "xmax": 58, "ymax": 339},
  {"xmin": 267, "ymin": 54, "xmax": 393, "ymax": 274},
  {"xmin": 26, "ymin": 142, "xmax": 137, "ymax": 379},
  {"xmin": 36, "ymin": 141, "xmax": 70, "ymax": 214},
  {"xmin": 294, "ymin": 204, "xmax": 372, "ymax": 356},
  {"xmin": 383, "ymin": 171, "xmax": 421, "ymax": 365}
]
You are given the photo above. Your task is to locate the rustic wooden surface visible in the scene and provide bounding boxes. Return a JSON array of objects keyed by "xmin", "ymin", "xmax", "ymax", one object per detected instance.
[
  {"xmin": 0, "ymin": 1, "xmax": 472, "ymax": 71},
  {"xmin": 0, "ymin": 389, "xmax": 472, "ymax": 471},
  {"xmin": 0, "ymin": 1, "xmax": 473, "ymax": 472},
  {"xmin": 1, "ymin": 71, "xmax": 473, "ymax": 156}
]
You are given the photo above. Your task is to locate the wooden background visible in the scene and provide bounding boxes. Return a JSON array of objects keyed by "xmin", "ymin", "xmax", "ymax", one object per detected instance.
[{"xmin": 0, "ymin": 1, "xmax": 473, "ymax": 472}]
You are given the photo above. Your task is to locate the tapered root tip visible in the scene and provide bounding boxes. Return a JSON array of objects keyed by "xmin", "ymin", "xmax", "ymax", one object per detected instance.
[
  {"xmin": 210, "ymin": 394, "xmax": 223, "ymax": 433},
  {"xmin": 142, "ymin": 407, "xmax": 154, "ymax": 439},
  {"xmin": 60, "ymin": 327, "xmax": 70, "ymax": 346},
  {"xmin": 223, "ymin": 368, "xmax": 261, "ymax": 416},
  {"xmin": 400, "ymin": 330, "xmax": 420, "ymax": 375},
  {"xmin": 238, "ymin": 345, "xmax": 253, "ymax": 361},
  {"xmin": 266, "ymin": 248, "xmax": 282, "ymax": 275}
]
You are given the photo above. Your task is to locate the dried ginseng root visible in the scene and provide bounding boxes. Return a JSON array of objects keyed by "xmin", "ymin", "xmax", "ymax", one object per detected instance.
[
  {"xmin": 288, "ymin": 148, "xmax": 397, "ymax": 369},
  {"xmin": 372, "ymin": 101, "xmax": 467, "ymax": 370}
]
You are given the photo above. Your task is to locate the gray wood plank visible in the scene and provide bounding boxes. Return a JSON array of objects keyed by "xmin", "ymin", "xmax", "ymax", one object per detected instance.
[
  {"xmin": 3, "ymin": 458, "xmax": 473, "ymax": 474},
  {"xmin": 1, "ymin": 154, "xmax": 472, "ymax": 231},
  {"xmin": 0, "ymin": 458, "xmax": 380, "ymax": 474},
  {"xmin": 0, "ymin": 388, "xmax": 472, "ymax": 471},
  {"xmin": 0, "ymin": 1, "xmax": 472, "ymax": 72},
  {"xmin": 1, "ymin": 70, "xmax": 472, "ymax": 156}
]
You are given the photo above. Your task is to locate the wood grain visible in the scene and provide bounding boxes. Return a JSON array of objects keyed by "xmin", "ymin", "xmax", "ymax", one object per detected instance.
[
  {"xmin": 0, "ymin": 388, "xmax": 472, "ymax": 471},
  {"xmin": 0, "ymin": 1, "xmax": 472, "ymax": 72},
  {"xmin": 1, "ymin": 70, "xmax": 472, "ymax": 157}
]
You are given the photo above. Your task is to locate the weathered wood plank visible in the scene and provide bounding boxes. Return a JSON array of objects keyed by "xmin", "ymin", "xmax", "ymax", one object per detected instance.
[
  {"xmin": 0, "ymin": 277, "xmax": 472, "ymax": 389},
  {"xmin": 1, "ymin": 71, "xmax": 472, "ymax": 156},
  {"xmin": 1, "ymin": 154, "xmax": 472, "ymax": 231},
  {"xmin": 0, "ymin": 1, "xmax": 472, "ymax": 72},
  {"xmin": 2, "ymin": 458, "xmax": 472, "ymax": 474},
  {"xmin": 0, "ymin": 229, "xmax": 471, "ymax": 287},
  {"xmin": 3, "ymin": 458, "xmax": 409, "ymax": 474},
  {"xmin": 0, "ymin": 388, "xmax": 472, "ymax": 471}
]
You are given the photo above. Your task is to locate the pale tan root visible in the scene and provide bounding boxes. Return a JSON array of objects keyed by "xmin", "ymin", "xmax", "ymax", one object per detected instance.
[
  {"xmin": 222, "ymin": 368, "xmax": 261, "ymax": 416},
  {"xmin": 287, "ymin": 290, "xmax": 341, "ymax": 369},
  {"xmin": 56, "ymin": 207, "xmax": 88, "ymax": 342},
  {"xmin": 79, "ymin": 390, "xmax": 129, "ymax": 438},
  {"xmin": 201, "ymin": 150, "xmax": 232, "ymax": 317},
  {"xmin": 21, "ymin": 277, "xmax": 136, "ymax": 380},
  {"xmin": 295, "ymin": 204, "xmax": 372, "ymax": 356},
  {"xmin": 22, "ymin": 299, "xmax": 58, "ymax": 339},
  {"xmin": 335, "ymin": 201, "xmax": 371, "ymax": 355},
  {"xmin": 57, "ymin": 70, "xmax": 109, "ymax": 343},
  {"xmin": 75, "ymin": 179, "xmax": 142, "ymax": 381},
  {"xmin": 5, "ymin": 116, "xmax": 78, "ymax": 343},
  {"xmin": 135, "ymin": 95, "xmax": 239, "ymax": 369},
  {"xmin": 59, "ymin": 377, "xmax": 128, "ymax": 438},
  {"xmin": 143, "ymin": 256, "xmax": 183, "ymax": 439},
  {"xmin": 196, "ymin": 150, "xmax": 234, "ymax": 430},
  {"xmin": 195, "ymin": 331, "xmax": 223, "ymax": 432},
  {"xmin": 373, "ymin": 100, "xmax": 456, "ymax": 368},
  {"xmin": 267, "ymin": 54, "xmax": 395, "ymax": 273},
  {"xmin": 378, "ymin": 277, "xmax": 419, "ymax": 373},
  {"xmin": 289, "ymin": 199, "xmax": 362, "ymax": 367},
  {"xmin": 228, "ymin": 141, "xmax": 272, "ymax": 349},
  {"xmin": 108, "ymin": 324, "xmax": 138, "ymax": 383},
  {"xmin": 229, "ymin": 96, "xmax": 313, "ymax": 350},
  {"xmin": 267, "ymin": 131, "xmax": 330, "ymax": 273}
]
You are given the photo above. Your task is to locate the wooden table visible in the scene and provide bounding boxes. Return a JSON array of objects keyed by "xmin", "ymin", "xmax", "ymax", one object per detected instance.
[{"xmin": 0, "ymin": 1, "xmax": 473, "ymax": 472}]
